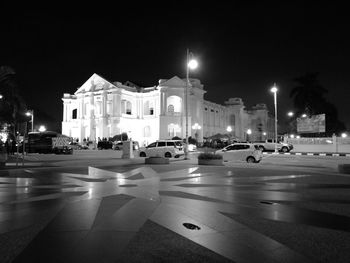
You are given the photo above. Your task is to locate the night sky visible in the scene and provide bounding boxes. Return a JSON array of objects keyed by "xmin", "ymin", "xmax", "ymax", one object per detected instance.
[{"xmin": 2, "ymin": 3, "xmax": 350, "ymax": 132}]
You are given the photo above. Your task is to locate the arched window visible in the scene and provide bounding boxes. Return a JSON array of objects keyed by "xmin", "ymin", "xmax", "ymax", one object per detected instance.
[{"xmin": 167, "ymin": 96, "xmax": 182, "ymax": 113}]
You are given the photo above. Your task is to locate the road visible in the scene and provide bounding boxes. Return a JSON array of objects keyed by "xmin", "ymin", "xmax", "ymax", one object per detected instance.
[{"xmin": 1, "ymin": 150, "xmax": 350, "ymax": 262}]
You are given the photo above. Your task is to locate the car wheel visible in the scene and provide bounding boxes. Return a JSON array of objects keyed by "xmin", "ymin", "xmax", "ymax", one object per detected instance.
[
  {"xmin": 281, "ymin": 146, "xmax": 289, "ymax": 152},
  {"xmin": 246, "ymin": 156, "xmax": 256, "ymax": 163},
  {"xmin": 164, "ymin": 152, "xmax": 172, "ymax": 158},
  {"xmin": 259, "ymin": 146, "xmax": 265, "ymax": 151},
  {"xmin": 139, "ymin": 152, "xmax": 146, "ymax": 157}
]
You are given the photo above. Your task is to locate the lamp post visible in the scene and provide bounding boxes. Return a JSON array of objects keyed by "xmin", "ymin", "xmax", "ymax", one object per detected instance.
[
  {"xmin": 226, "ymin": 126, "xmax": 232, "ymax": 143},
  {"xmin": 184, "ymin": 49, "xmax": 198, "ymax": 160},
  {"xmin": 25, "ymin": 110, "xmax": 34, "ymax": 132},
  {"xmin": 270, "ymin": 84, "xmax": 278, "ymax": 153},
  {"xmin": 246, "ymin": 128, "xmax": 252, "ymax": 142},
  {"xmin": 192, "ymin": 123, "xmax": 201, "ymax": 146}
]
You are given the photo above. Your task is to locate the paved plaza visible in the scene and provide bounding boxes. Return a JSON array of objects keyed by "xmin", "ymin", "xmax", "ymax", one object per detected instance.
[{"xmin": 1, "ymin": 153, "xmax": 350, "ymax": 262}]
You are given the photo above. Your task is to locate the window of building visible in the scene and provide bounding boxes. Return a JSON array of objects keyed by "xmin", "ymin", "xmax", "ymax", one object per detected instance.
[
  {"xmin": 107, "ymin": 101, "xmax": 112, "ymax": 115},
  {"xmin": 72, "ymin": 109, "xmax": 77, "ymax": 119},
  {"xmin": 95, "ymin": 101, "xmax": 102, "ymax": 115},
  {"xmin": 167, "ymin": 96, "xmax": 182, "ymax": 113},
  {"xmin": 168, "ymin": 104, "xmax": 174, "ymax": 113},
  {"xmin": 230, "ymin": 114, "xmax": 235, "ymax": 126},
  {"xmin": 121, "ymin": 100, "xmax": 132, "ymax": 115},
  {"xmin": 144, "ymin": 101, "xmax": 154, "ymax": 115}
]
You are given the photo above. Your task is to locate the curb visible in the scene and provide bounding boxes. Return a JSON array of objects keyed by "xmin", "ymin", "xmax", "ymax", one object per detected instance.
[{"xmin": 263, "ymin": 152, "xmax": 350, "ymax": 157}]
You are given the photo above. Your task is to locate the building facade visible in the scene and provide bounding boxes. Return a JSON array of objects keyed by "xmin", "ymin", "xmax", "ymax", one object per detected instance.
[{"xmin": 62, "ymin": 73, "xmax": 275, "ymax": 145}]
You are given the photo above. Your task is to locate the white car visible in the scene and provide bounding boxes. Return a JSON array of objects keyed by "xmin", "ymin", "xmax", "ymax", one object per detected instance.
[
  {"xmin": 253, "ymin": 140, "xmax": 293, "ymax": 152},
  {"xmin": 215, "ymin": 143, "xmax": 262, "ymax": 163},
  {"xmin": 139, "ymin": 140, "xmax": 184, "ymax": 158}
]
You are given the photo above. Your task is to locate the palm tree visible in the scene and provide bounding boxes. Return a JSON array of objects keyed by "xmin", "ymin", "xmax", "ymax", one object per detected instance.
[{"xmin": 289, "ymin": 72, "xmax": 328, "ymax": 116}]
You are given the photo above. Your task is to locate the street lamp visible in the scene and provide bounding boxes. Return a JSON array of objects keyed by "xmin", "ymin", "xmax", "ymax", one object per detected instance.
[
  {"xmin": 226, "ymin": 126, "xmax": 232, "ymax": 143},
  {"xmin": 287, "ymin": 111, "xmax": 294, "ymax": 117},
  {"xmin": 38, "ymin": 125, "xmax": 46, "ymax": 132},
  {"xmin": 184, "ymin": 48, "xmax": 198, "ymax": 160},
  {"xmin": 192, "ymin": 123, "xmax": 201, "ymax": 145},
  {"xmin": 270, "ymin": 83, "xmax": 278, "ymax": 153},
  {"xmin": 25, "ymin": 110, "xmax": 34, "ymax": 132},
  {"xmin": 246, "ymin": 128, "xmax": 252, "ymax": 142}
]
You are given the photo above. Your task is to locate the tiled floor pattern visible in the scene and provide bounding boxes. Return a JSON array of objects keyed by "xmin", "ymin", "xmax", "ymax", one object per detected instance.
[{"xmin": 1, "ymin": 166, "xmax": 350, "ymax": 262}]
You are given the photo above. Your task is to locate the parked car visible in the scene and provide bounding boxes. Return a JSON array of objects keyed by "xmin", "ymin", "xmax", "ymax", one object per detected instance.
[
  {"xmin": 253, "ymin": 139, "xmax": 293, "ymax": 152},
  {"xmin": 112, "ymin": 141, "xmax": 139, "ymax": 151},
  {"xmin": 187, "ymin": 143, "xmax": 197, "ymax": 152},
  {"xmin": 139, "ymin": 140, "xmax": 184, "ymax": 158},
  {"xmin": 174, "ymin": 140, "xmax": 197, "ymax": 152},
  {"xmin": 97, "ymin": 140, "xmax": 113, "ymax": 150},
  {"xmin": 215, "ymin": 142, "xmax": 262, "ymax": 163},
  {"xmin": 69, "ymin": 142, "xmax": 88, "ymax": 150}
]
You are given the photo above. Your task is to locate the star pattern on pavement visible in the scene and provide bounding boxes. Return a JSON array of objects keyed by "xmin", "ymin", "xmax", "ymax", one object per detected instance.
[{"xmin": 1, "ymin": 165, "xmax": 350, "ymax": 262}]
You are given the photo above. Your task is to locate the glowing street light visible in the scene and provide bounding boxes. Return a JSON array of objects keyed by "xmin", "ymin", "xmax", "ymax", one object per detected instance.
[
  {"xmin": 184, "ymin": 48, "xmax": 198, "ymax": 160},
  {"xmin": 287, "ymin": 111, "xmax": 294, "ymax": 117},
  {"xmin": 341, "ymin": 133, "xmax": 347, "ymax": 138},
  {"xmin": 25, "ymin": 110, "xmax": 34, "ymax": 132},
  {"xmin": 38, "ymin": 125, "xmax": 46, "ymax": 132},
  {"xmin": 301, "ymin": 113, "xmax": 307, "ymax": 118},
  {"xmin": 270, "ymin": 83, "xmax": 278, "ymax": 153},
  {"xmin": 192, "ymin": 123, "xmax": 201, "ymax": 145},
  {"xmin": 246, "ymin": 128, "xmax": 252, "ymax": 142}
]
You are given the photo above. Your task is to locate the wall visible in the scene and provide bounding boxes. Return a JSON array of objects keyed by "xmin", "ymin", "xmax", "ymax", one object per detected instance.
[{"xmin": 287, "ymin": 136, "xmax": 350, "ymax": 153}]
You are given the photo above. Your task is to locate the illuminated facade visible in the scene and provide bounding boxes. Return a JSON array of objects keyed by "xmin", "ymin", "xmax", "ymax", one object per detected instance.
[{"xmin": 62, "ymin": 73, "xmax": 274, "ymax": 145}]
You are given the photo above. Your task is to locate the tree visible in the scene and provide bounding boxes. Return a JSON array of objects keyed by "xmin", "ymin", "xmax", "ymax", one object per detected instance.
[
  {"xmin": 289, "ymin": 72, "xmax": 346, "ymax": 135},
  {"xmin": 289, "ymin": 72, "xmax": 328, "ymax": 116},
  {"xmin": 0, "ymin": 66, "xmax": 27, "ymax": 128}
]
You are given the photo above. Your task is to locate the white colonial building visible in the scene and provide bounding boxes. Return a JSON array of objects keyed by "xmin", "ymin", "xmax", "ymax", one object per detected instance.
[{"xmin": 62, "ymin": 73, "xmax": 275, "ymax": 145}]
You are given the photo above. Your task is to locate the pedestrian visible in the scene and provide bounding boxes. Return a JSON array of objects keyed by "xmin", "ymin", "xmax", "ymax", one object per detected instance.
[{"xmin": 5, "ymin": 139, "xmax": 10, "ymax": 155}]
